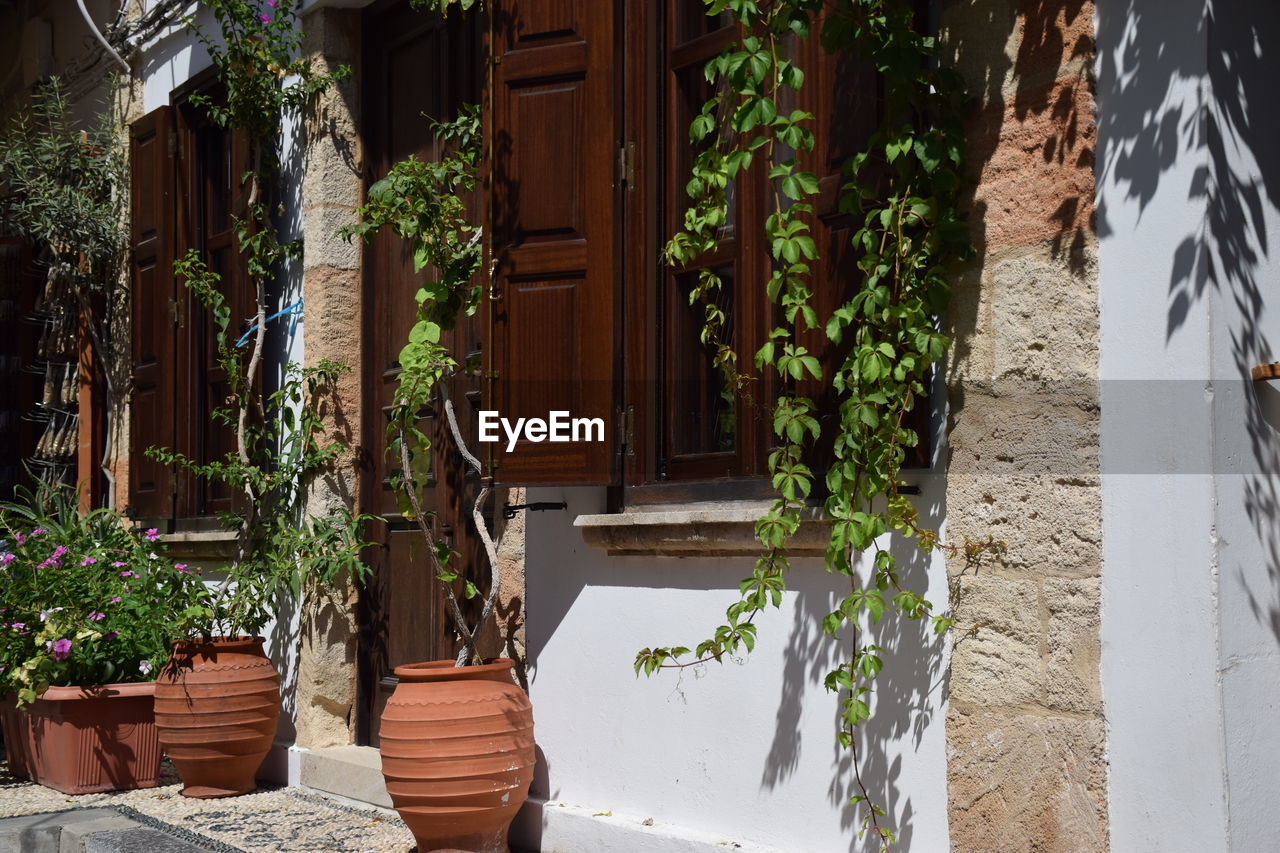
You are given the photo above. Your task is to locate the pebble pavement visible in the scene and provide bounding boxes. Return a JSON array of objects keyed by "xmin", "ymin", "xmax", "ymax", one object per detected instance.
[{"xmin": 0, "ymin": 755, "xmax": 417, "ymax": 853}]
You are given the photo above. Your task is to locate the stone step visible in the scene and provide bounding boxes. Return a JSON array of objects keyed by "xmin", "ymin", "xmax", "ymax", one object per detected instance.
[
  {"xmin": 298, "ymin": 744, "xmax": 393, "ymax": 809},
  {"xmin": 0, "ymin": 809, "xmax": 213, "ymax": 853}
]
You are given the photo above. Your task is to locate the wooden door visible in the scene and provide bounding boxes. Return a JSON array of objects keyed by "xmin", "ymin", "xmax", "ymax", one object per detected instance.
[{"xmin": 357, "ymin": 0, "xmax": 485, "ymax": 746}]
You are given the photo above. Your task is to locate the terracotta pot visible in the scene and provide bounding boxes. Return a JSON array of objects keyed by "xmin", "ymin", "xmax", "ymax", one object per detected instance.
[
  {"xmin": 380, "ymin": 658, "xmax": 535, "ymax": 853},
  {"xmin": 154, "ymin": 637, "xmax": 280, "ymax": 798},
  {"xmin": 1, "ymin": 682, "xmax": 161, "ymax": 794}
]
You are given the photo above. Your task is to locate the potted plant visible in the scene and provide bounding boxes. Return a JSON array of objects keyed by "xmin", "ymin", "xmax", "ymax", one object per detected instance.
[
  {"xmin": 344, "ymin": 104, "xmax": 534, "ymax": 853},
  {"xmin": 139, "ymin": 0, "xmax": 365, "ymax": 800},
  {"xmin": 145, "ymin": 355, "xmax": 372, "ymax": 798},
  {"xmin": 0, "ymin": 479, "xmax": 207, "ymax": 794}
]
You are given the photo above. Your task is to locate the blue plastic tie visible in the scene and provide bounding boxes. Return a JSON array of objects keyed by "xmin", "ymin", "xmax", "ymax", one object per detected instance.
[{"xmin": 235, "ymin": 299, "xmax": 304, "ymax": 348}]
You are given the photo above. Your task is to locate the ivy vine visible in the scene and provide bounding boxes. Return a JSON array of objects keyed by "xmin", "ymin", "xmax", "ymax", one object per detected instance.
[
  {"xmin": 345, "ymin": 0, "xmax": 1003, "ymax": 843},
  {"xmin": 632, "ymin": 0, "xmax": 1002, "ymax": 846}
]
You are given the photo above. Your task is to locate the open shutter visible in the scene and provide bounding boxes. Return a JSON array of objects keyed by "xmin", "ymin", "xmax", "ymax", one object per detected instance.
[
  {"xmin": 129, "ymin": 106, "xmax": 176, "ymax": 521},
  {"xmin": 487, "ymin": 0, "xmax": 621, "ymax": 484}
]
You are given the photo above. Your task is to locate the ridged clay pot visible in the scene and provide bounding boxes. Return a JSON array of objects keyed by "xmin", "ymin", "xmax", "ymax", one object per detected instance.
[
  {"xmin": 380, "ymin": 658, "xmax": 535, "ymax": 853},
  {"xmin": 155, "ymin": 637, "xmax": 280, "ymax": 798},
  {"xmin": 1, "ymin": 682, "xmax": 161, "ymax": 794}
]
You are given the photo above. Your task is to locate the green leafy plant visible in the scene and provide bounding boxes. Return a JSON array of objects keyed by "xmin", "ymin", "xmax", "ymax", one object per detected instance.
[
  {"xmin": 144, "ymin": 316, "xmax": 373, "ymax": 636},
  {"xmin": 0, "ymin": 76, "xmax": 132, "ymax": 483},
  {"xmin": 350, "ymin": 3, "xmax": 1002, "ymax": 842},
  {"xmin": 140, "ymin": 0, "xmax": 369, "ymax": 639},
  {"xmin": 0, "ymin": 480, "xmax": 207, "ymax": 706},
  {"xmin": 181, "ymin": 0, "xmax": 350, "ymax": 473},
  {"xmin": 632, "ymin": 0, "xmax": 1004, "ymax": 846},
  {"xmin": 341, "ymin": 106, "xmax": 498, "ymax": 667}
]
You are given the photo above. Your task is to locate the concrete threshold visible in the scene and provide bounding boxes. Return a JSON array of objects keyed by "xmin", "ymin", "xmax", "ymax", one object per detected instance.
[{"xmin": 297, "ymin": 745, "xmax": 393, "ymax": 809}]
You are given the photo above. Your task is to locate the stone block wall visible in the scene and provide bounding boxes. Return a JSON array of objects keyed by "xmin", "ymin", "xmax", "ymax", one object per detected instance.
[
  {"xmin": 939, "ymin": 1, "xmax": 1108, "ymax": 850},
  {"xmin": 295, "ymin": 5, "xmax": 364, "ymax": 750}
]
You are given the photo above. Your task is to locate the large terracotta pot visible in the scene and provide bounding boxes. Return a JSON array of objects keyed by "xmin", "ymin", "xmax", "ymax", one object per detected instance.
[
  {"xmin": 380, "ymin": 658, "xmax": 535, "ymax": 853},
  {"xmin": 1, "ymin": 682, "xmax": 161, "ymax": 794},
  {"xmin": 154, "ymin": 637, "xmax": 280, "ymax": 798}
]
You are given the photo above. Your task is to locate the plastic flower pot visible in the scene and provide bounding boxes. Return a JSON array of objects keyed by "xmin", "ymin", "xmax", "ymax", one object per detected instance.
[{"xmin": 1, "ymin": 682, "xmax": 162, "ymax": 794}]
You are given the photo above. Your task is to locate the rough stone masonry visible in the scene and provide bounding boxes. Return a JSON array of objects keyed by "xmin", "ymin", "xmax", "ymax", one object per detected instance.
[{"xmin": 939, "ymin": 0, "xmax": 1108, "ymax": 850}]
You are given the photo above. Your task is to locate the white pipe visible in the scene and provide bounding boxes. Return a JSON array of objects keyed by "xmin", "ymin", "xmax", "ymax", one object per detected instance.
[{"xmin": 76, "ymin": 0, "xmax": 130, "ymax": 74}]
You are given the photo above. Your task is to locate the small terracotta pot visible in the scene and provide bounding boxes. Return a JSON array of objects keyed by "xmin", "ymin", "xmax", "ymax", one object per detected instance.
[
  {"xmin": 380, "ymin": 658, "xmax": 535, "ymax": 853},
  {"xmin": 154, "ymin": 637, "xmax": 280, "ymax": 798},
  {"xmin": 1, "ymin": 682, "xmax": 161, "ymax": 794}
]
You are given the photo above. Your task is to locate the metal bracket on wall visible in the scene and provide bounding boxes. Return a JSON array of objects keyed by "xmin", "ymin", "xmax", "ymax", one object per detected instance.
[{"xmin": 503, "ymin": 501, "xmax": 568, "ymax": 520}]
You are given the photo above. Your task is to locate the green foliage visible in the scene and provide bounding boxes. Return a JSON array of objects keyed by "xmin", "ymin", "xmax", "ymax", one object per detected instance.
[
  {"xmin": 408, "ymin": 0, "xmax": 480, "ymax": 11},
  {"xmin": 0, "ymin": 78, "xmax": 127, "ymax": 275},
  {"xmin": 0, "ymin": 75, "xmax": 132, "ymax": 421},
  {"xmin": 639, "ymin": 0, "xmax": 1002, "ymax": 844},
  {"xmin": 341, "ymin": 106, "xmax": 483, "ymax": 514},
  {"xmin": 147, "ymin": 256, "xmax": 374, "ymax": 637},
  {"xmin": 184, "ymin": 0, "xmax": 351, "ymax": 293},
  {"xmin": 139, "ymin": 1, "xmax": 371, "ymax": 639},
  {"xmin": 186, "ymin": 0, "xmax": 351, "ymax": 174},
  {"xmin": 0, "ymin": 481, "xmax": 207, "ymax": 705},
  {"xmin": 341, "ymin": 105, "xmax": 497, "ymax": 665}
]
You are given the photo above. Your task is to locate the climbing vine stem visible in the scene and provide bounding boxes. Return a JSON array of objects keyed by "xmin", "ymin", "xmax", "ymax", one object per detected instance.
[
  {"xmin": 340, "ymin": 105, "xmax": 494, "ymax": 664},
  {"xmin": 145, "ymin": 0, "xmax": 371, "ymax": 637},
  {"xmin": 634, "ymin": 1, "xmax": 1003, "ymax": 847}
]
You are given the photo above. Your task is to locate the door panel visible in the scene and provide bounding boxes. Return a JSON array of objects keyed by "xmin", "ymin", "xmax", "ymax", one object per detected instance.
[
  {"xmin": 358, "ymin": 0, "xmax": 485, "ymax": 746},
  {"xmin": 488, "ymin": 0, "xmax": 621, "ymax": 485},
  {"xmin": 129, "ymin": 106, "xmax": 177, "ymax": 522}
]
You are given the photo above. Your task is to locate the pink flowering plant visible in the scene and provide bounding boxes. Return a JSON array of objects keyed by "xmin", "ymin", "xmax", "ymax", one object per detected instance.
[{"xmin": 0, "ymin": 481, "xmax": 208, "ymax": 706}]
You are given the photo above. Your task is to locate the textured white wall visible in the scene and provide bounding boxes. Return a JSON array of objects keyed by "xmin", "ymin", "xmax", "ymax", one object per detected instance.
[
  {"xmin": 1099, "ymin": 1, "xmax": 1280, "ymax": 849},
  {"xmin": 521, "ymin": 484, "xmax": 952, "ymax": 852}
]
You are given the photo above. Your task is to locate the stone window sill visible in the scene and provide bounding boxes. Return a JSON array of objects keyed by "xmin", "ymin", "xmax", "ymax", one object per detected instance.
[
  {"xmin": 574, "ymin": 503, "xmax": 830, "ymax": 557},
  {"xmin": 162, "ymin": 530, "xmax": 239, "ymax": 564}
]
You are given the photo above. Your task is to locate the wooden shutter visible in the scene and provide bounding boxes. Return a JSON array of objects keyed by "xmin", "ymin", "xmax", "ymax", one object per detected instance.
[
  {"xmin": 488, "ymin": 0, "xmax": 621, "ymax": 484},
  {"xmin": 129, "ymin": 106, "xmax": 177, "ymax": 521}
]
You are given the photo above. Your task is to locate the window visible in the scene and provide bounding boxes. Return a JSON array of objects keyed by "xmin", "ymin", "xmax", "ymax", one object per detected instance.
[
  {"xmin": 130, "ymin": 86, "xmax": 249, "ymax": 526},
  {"xmin": 486, "ymin": 1, "xmax": 918, "ymax": 498}
]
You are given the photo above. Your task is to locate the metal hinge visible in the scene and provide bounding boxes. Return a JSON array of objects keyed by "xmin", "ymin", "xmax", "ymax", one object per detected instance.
[
  {"xmin": 617, "ymin": 141, "xmax": 635, "ymax": 190},
  {"xmin": 168, "ymin": 296, "xmax": 180, "ymax": 327},
  {"xmin": 168, "ymin": 128, "xmax": 180, "ymax": 160}
]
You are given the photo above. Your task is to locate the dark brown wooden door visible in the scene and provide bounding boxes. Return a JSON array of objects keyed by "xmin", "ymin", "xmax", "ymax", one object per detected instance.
[
  {"xmin": 358, "ymin": 0, "xmax": 485, "ymax": 746},
  {"xmin": 487, "ymin": 0, "xmax": 623, "ymax": 484}
]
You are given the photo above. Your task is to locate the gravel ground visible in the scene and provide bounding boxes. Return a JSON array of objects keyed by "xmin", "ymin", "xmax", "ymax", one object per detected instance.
[{"xmin": 0, "ymin": 754, "xmax": 417, "ymax": 853}]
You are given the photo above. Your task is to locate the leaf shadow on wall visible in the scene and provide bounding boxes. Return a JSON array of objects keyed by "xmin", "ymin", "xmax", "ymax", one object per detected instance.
[
  {"xmin": 1097, "ymin": 3, "xmax": 1280, "ymax": 650},
  {"xmin": 758, "ymin": 485, "xmax": 946, "ymax": 853}
]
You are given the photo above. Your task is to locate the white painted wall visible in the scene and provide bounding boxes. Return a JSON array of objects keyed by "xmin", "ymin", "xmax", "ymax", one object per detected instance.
[
  {"xmin": 1098, "ymin": 1, "xmax": 1280, "ymax": 848},
  {"xmin": 1201, "ymin": 5, "xmax": 1280, "ymax": 850},
  {"xmin": 519, "ymin": 481, "xmax": 952, "ymax": 853}
]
